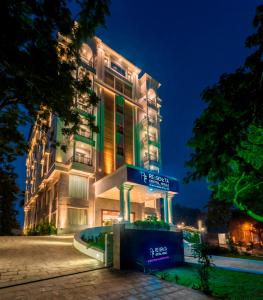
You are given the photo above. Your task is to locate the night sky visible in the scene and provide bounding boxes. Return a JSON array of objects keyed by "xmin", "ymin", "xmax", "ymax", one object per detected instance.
[{"xmin": 15, "ymin": 0, "xmax": 261, "ymax": 224}]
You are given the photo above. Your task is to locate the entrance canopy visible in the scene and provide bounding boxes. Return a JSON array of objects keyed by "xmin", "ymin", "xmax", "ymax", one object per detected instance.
[
  {"xmin": 95, "ymin": 164, "xmax": 179, "ymax": 197},
  {"xmin": 94, "ymin": 165, "xmax": 179, "ymax": 224}
]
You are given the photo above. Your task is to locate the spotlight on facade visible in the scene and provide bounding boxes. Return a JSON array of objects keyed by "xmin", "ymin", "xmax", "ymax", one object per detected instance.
[{"xmin": 117, "ymin": 216, "xmax": 123, "ymax": 223}]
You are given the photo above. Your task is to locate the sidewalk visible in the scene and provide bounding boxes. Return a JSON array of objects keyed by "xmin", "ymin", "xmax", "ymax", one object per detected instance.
[{"xmin": 185, "ymin": 255, "xmax": 263, "ymax": 274}]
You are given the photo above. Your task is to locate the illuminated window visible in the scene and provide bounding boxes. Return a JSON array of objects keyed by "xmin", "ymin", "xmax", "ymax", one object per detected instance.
[
  {"xmin": 111, "ymin": 62, "xmax": 126, "ymax": 77},
  {"xmin": 68, "ymin": 208, "xmax": 88, "ymax": 225},
  {"xmin": 69, "ymin": 175, "xmax": 88, "ymax": 199}
]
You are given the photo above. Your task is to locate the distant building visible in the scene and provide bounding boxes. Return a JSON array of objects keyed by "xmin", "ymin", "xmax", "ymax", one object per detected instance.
[{"xmin": 24, "ymin": 37, "xmax": 179, "ymax": 233}]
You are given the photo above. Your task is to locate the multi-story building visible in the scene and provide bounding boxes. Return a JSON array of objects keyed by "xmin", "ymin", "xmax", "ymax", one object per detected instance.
[{"xmin": 24, "ymin": 37, "xmax": 179, "ymax": 233}]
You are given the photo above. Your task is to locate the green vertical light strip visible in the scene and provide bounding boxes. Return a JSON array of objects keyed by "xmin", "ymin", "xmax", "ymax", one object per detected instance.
[
  {"xmin": 96, "ymin": 98, "xmax": 104, "ymax": 171},
  {"xmin": 115, "ymin": 95, "xmax": 124, "ymax": 168},
  {"xmin": 133, "ymin": 108, "xmax": 140, "ymax": 167}
]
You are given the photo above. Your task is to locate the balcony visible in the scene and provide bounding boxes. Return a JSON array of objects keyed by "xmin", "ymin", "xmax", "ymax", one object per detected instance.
[
  {"xmin": 143, "ymin": 154, "xmax": 158, "ymax": 163},
  {"xmin": 74, "ymin": 153, "xmax": 92, "ymax": 165},
  {"xmin": 76, "ymin": 103, "xmax": 93, "ymax": 115},
  {"xmin": 80, "ymin": 57, "xmax": 96, "ymax": 74},
  {"xmin": 74, "ymin": 129, "xmax": 94, "ymax": 146},
  {"xmin": 77, "ymin": 129, "xmax": 92, "ymax": 139},
  {"xmin": 141, "ymin": 116, "xmax": 158, "ymax": 129},
  {"xmin": 141, "ymin": 135, "xmax": 159, "ymax": 148},
  {"xmin": 68, "ymin": 153, "xmax": 94, "ymax": 173},
  {"xmin": 148, "ymin": 99, "xmax": 157, "ymax": 111}
]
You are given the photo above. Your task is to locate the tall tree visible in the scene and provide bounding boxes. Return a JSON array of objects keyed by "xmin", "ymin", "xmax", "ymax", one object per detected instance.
[
  {"xmin": 185, "ymin": 5, "xmax": 263, "ymax": 222},
  {"xmin": 0, "ymin": 0, "xmax": 110, "ymax": 234}
]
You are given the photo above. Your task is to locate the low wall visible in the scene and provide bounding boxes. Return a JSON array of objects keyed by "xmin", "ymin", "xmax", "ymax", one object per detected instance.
[
  {"xmin": 80, "ymin": 226, "xmax": 112, "ymax": 240},
  {"xmin": 73, "ymin": 231, "xmax": 104, "ymax": 263},
  {"xmin": 73, "ymin": 226, "xmax": 113, "ymax": 264}
]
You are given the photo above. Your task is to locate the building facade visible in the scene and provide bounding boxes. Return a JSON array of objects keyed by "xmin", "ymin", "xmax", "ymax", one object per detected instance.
[{"xmin": 24, "ymin": 37, "xmax": 178, "ymax": 233}]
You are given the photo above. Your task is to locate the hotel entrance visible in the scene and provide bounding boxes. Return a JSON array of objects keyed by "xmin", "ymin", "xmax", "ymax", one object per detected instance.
[
  {"xmin": 102, "ymin": 210, "xmax": 135, "ymax": 225},
  {"xmin": 94, "ymin": 165, "xmax": 179, "ymax": 227}
]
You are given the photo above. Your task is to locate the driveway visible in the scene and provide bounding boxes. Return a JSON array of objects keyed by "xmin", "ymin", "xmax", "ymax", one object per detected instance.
[
  {"xmin": 0, "ymin": 236, "xmax": 103, "ymax": 287},
  {"xmin": 0, "ymin": 268, "xmax": 211, "ymax": 300}
]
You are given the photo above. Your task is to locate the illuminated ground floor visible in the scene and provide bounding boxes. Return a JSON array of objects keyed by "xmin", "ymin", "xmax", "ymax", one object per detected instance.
[{"xmin": 24, "ymin": 165, "xmax": 179, "ymax": 234}]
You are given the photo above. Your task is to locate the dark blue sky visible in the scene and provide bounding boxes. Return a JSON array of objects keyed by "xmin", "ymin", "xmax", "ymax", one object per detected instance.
[{"xmin": 15, "ymin": 0, "xmax": 261, "ymax": 224}]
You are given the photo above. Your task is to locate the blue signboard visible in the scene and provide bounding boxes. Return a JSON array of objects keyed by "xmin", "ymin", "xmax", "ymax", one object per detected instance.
[
  {"xmin": 120, "ymin": 229, "xmax": 184, "ymax": 271},
  {"xmin": 127, "ymin": 165, "xmax": 179, "ymax": 193}
]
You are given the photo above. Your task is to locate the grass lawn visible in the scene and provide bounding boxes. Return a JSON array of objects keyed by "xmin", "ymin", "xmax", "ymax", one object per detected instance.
[{"xmin": 155, "ymin": 263, "xmax": 263, "ymax": 299}]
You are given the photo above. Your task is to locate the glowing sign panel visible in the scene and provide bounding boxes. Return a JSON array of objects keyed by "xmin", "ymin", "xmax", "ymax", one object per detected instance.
[{"xmin": 127, "ymin": 166, "xmax": 179, "ymax": 193}]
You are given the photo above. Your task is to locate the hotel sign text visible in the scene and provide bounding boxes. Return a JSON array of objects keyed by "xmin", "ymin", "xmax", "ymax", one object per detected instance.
[{"xmin": 127, "ymin": 166, "xmax": 179, "ymax": 193}]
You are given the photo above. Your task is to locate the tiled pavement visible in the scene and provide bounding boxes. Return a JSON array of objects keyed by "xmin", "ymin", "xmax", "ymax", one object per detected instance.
[
  {"xmin": 0, "ymin": 236, "xmax": 103, "ymax": 287},
  {"xmin": 0, "ymin": 268, "xmax": 211, "ymax": 300},
  {"xmin": 0, "ymin": 236, "xmax": 212, "ymax": 299}
]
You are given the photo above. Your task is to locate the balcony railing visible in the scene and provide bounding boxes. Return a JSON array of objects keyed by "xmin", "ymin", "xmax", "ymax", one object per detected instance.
[
  {"xmin": 76, "ymin": 103, "xmax": 93, "ymax": 114},
  {"xmin": 143, "ymin": 154, "xmax": 158, "ymax": 163},
  {"xmin": 80, "ymin": 57, "xmax": 96, "ymax": 73},
  {"xmin": 142, "ymin": 135, "xmax": 157, "ymax": 144},
  {"xmin": 141, "ymin": 117, "xmax": 157, "ymax": 128},
  {"xmin": 77, "ymin": 129, "xmax": 92, "ymax": 139},
  {"xmin": 69, "ymin": 154, "xmax": 92, "ymax": 166}
]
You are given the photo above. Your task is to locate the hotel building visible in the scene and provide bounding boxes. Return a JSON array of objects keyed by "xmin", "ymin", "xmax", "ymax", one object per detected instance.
[{"xmin": 24, "ymin": 37, "xmax": 179, "ymax": 233}]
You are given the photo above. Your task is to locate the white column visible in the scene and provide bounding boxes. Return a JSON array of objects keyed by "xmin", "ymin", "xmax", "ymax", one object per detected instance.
[
  {"xmin": 167, "ymin": 193, "xmax": 174, "ymax": 224},
  {"xmin": 119, "ymin": 184, "xmax": 133, "ymax": 223}
]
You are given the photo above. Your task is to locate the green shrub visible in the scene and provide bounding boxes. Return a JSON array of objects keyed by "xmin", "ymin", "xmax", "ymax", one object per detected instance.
[
  {"xmin": 227, "ymin": 237, "xmax": 238, "ymax": 254},
  {"xmin": 134, "ymin": 216, "xmax": 170, "ymax": 230},
  {"xmin": 82, "ymin": 231, "xmax": 111, "ymax": 250},
  {"xmin": 192, "ymin": 242, "xmax": 214, "ymax": 295},
  {"xmin": 183, "ymin": 231, "xmax": 200, "ymax": 244},
  {"xmin": 26, "ymin": 222, "xmax": 57, "ymax": 236}
]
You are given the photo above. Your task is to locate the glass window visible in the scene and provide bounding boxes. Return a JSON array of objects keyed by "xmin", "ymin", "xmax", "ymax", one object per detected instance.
[
  {"xmin": 123, "ymin": 83, "xmax": 132, "ymax": 98},
  {"xmin": 69, "ymin": 175, "xmax": 88, "ymax": 198},
  {"xmin": 115, "ymin": 78, "xmax": 124, "ymax": 94},
  {"xmin": 111, "ymin": 62, "xmax": 126, "ymax": 77},
  {"xmin": 68, "ymin": 208, "xmax": 88, "ymax": 225},
  {"xmin": 105, "ymin": 71, "xmax": 114, "ymax": 88}
]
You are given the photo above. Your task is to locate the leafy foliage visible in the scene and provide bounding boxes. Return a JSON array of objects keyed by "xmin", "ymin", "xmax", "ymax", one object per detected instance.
[
  {"xmin": 82, "ymin": 231, "xmax": 111, "ymax": 250},
  {"xmin": 192, "ymin": 242, "xmax": 214, "ymax": 294},
  {"xmin": 0, "ymin": 0, "xmax": 110, "ymax": 233},
  {"xmin": 133, "ymin": 215, "xmax": 170, "ymax": 230},
  {"xmin": 185, "ymin": 5, "xmax": 263, "ymax": 221},
  {"xmin": 26, "ymin": 222, "xmax": 57, "ymax": 235}
]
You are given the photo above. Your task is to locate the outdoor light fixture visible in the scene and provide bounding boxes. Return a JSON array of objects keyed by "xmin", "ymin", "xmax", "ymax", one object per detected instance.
[{"xmin": 117, "ymin": 216, "xmax": 123, "ymax": 223}]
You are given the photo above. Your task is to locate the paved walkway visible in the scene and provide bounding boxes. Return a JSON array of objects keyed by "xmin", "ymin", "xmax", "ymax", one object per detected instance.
[
  {"xmin": 0, "ymin": 236, "xmax": 103, "ymax": 287},
  {"xmin": 185, "ymin": 255, "xmax": 263, "ymax": 274},
  {"xmin": 0, "ymin": 268, "xmax": 211, "ymax": 300}
]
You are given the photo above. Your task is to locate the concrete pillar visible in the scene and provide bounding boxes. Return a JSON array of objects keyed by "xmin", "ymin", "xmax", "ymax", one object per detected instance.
[
  {"xmin": 167, "ymin": 193, "xmax": 174, "ymax": 224},
  {"xmin": 119, "ymin": 184, "xmax": 133, "ymax": 222},
  {"xmin": 163, "ymin": 192, "xmax": 174, "ymax": 224}
]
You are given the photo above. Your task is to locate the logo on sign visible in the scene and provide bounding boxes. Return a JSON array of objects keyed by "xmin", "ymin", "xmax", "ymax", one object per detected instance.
[
  {"xmin": 140, "ymin": 171, "xmax": 170, "ymax": 191},
  {"xmin": 149, "ymin": 246, "xmax": 168, "ymax": 258},
  {"xmin": 148, "ymin": 246, "xmax": 169, "ymax": 263}
]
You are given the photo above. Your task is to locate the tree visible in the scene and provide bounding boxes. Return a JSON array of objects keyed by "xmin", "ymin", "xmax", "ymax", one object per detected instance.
[
  {"xmin": 205, "ymin": 196, "xmax": 232, "ymax": 232},
  {"xmin": 0, "ymin": 0, "xmax": 110, "ymax": 234},
  {"xmin": 0, "ymin": 167, "xmax": 19, "ymax": 235},
  {"xmin": 185, "ymin": 5, "xmax": 263, "ymax": 222},
  {"xmin": 173, "ymin": 203, "xmax": 202, "ymax": 227},
  {"xmin": 251, "ymin": 222, "xmax": 263, "ymax": 244}
]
